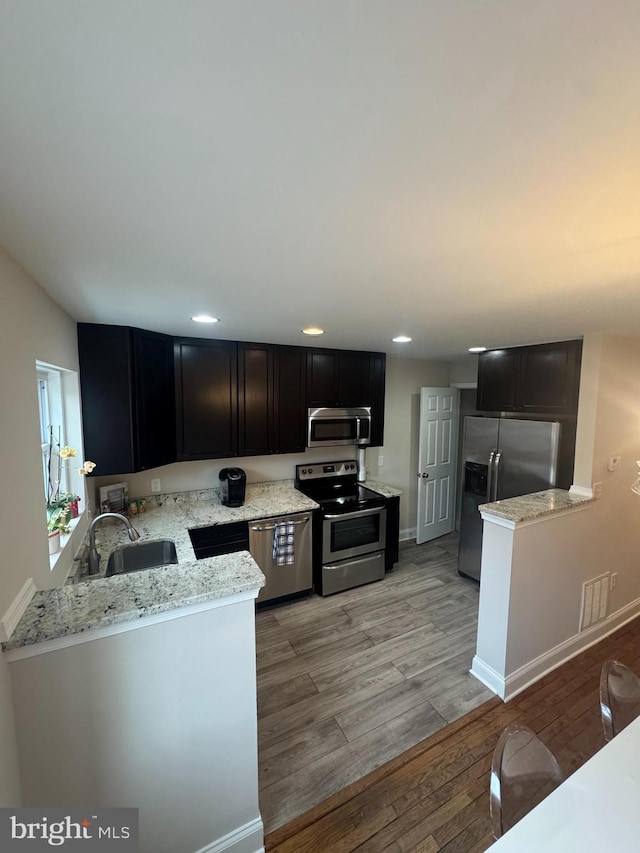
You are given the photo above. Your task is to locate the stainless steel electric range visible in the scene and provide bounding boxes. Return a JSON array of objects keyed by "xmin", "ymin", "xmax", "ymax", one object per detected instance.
[{"xmin": 295, "ymin": 460, "xmax": 386, "ymax": 596}]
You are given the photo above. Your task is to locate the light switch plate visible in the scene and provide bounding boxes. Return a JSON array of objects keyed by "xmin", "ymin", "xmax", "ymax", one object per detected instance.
[{"xmin": 150, "ymin": 478, "xmax": 161, "ymax": 493}]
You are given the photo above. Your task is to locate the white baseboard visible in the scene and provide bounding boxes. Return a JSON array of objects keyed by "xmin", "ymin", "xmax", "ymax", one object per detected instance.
[
  {"xmin": 472, "ymin": 596, "xmax": 640, "ymax": 703},
  {"xmin": 400, "ymin": 527, "xmax": 416, "ymax": 542},
  {"xmin": 194, "ymin": 817, "xmax": 264, "ymax": 853},
  {"xmin": 470, "ymin": 656, "xmax": 504, "ymax": 697},
  {"xmin": 0, "ymin": 578, "xmax": 37, "ymax": 642}
]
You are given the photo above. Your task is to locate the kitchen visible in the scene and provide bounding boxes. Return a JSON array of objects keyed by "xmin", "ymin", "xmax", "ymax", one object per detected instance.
[{"xmin": 2, "ymin": 4, "xmax": 640, "ymax": 853}]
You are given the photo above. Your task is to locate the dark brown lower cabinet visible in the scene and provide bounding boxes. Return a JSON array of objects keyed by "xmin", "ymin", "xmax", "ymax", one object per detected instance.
[{"xmin": 385, "ymin": 495, "xmax": 400, "ymax": 571}]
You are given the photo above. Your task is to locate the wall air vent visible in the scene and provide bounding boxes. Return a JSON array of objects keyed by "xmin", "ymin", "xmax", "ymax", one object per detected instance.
[{"xmin": 580, "ymin": 573, "xmax": 610, "ymax": 631}]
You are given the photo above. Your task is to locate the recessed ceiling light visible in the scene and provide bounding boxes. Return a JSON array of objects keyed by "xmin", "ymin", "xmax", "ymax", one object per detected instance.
[
  {"xmin": 191, "ymin": 314, "xmax": 219, "ymax": 324},
  {"xmin": 302, "ymin": 327, "xmax": 325, "ymax": 336},
  {"xmin": 468, "ymin": 346, "xmax": 487, "ymax": 353},
  {"xmin": 392, "ymin": 335, "xmax": 412, "ymax": 343}
]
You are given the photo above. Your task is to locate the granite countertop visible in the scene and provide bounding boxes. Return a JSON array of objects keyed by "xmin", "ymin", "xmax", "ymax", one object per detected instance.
[
  {"xmin": 364, "ymin": 480, "xmax": 403, "ymax": 498},
  {"xmin": 480, "ymin": 488, "xmax": 595, "ymax": 524},
  {"xmin": 3, "ymin": 477, "xmax": 401, "ymax": 652}
]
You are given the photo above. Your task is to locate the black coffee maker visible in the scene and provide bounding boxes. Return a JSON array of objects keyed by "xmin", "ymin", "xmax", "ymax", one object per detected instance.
[{"xmin": 219, "ymin": 467, "xmax": 247, "ymax": 507}]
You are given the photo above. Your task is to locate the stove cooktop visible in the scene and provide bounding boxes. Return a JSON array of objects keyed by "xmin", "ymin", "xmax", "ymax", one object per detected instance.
[{"xmin": 295, "ymin": 460, "xmax": 385, "ymax": 515}]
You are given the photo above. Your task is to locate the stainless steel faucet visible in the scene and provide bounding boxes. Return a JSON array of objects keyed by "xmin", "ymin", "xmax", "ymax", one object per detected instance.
[{"xmin": 87, "ymin": 512, "xmax": 140, "ymax": 575}]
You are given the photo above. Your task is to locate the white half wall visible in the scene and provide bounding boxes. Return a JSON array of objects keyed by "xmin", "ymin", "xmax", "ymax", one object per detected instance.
[
  {"xmin": 473, "ymin": 333, "xmax": 640, "ymax": 700},
  {"xmin": 9, "ymin": 599, "xmax": 263, "ymax": 853}
]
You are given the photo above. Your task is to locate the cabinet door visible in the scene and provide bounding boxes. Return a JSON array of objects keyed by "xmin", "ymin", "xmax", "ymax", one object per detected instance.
[
  {"xmin": 385, "ymin": 495, "xmax": 400, "ymax": 571},
  {"xmin": 518, "ymin": 340, "xmax": 582, "ymax": 414},
  {"xmin": 175, "ymin": 338, "xmax": 237, "ymax": 460},
  {"xmin": 476, "ymin": 350, "xmax": 519, "ymax": 412},
  {"xmin": 338, "ymin": 351, "xmax": 373, "ymax": 406},
  {"xmin": 274, "ymin": 346, "xmax": 306, "ymax": 453},
  {"xmin": 133, "ymin": 329, "xmax": 176, "ymax": 471},
  {"xmin": 238, "ymin": 343, "xmax": 273, "ymax": 456},
  {"xmin": 78, "ymin": 324, "xmax": 136, "ymax": 476},
  {"xmin": 306, "ymin": 349, "xmax": 338, "ymax": 407},
  {"xmin": 369, "ymin": 353, "xmax": 386, "ymax": 447}
]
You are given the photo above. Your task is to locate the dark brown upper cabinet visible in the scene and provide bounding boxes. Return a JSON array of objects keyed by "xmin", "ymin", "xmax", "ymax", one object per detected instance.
[
  {"xmin": 77, "ymin": 324, "xmax": 176, "ymax": 475},
  {"xmin": 306, "ymin": 349, "xmax": 385, "ymax": 406},
  {"xmin": 477, "ymin": 340, "xmax": 582, "ymax": 415},
  {"xmin": 273, "ymin": 345, "xmax": 307, "ymax": 454},
  {"xmin": 237, "ymin": 343, "xmax": 307, "ymax": 456},
  {"xmin": 238, "ymin": 343, "xmax": 273, "ymax": 457},
  {"xmin": 306, "ymin": 347, "xmax": 386, "ymax": 446},
  {"xmin": 174, "ymin": 338, "xmax": 238, "ymax": 461}
]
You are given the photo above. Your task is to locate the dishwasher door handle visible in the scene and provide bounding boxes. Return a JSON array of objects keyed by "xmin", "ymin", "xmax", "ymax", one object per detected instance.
[{"xmin": 250, "ymin": 516, "xmax": 310, "ymax": 532}]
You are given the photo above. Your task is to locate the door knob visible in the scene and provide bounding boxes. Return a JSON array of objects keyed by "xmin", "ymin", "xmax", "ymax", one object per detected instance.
[{"xmin": 417, "ymin": 472, "xmax": 429, "ymax": 478}]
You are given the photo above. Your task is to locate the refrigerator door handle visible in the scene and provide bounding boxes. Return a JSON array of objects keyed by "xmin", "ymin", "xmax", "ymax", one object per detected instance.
[
  {"xmin": 487, "ymin": 450, "xmax": 496, "ymax": 500},
  {"xmin": 493, "ymin": 451, "xmax": 502, "ymax": 500}
]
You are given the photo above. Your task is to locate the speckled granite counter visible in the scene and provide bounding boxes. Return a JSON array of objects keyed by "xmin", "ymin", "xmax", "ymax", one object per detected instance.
[
  {"xmin": 3, "ymin": 478, "xmax": 405, "ymax": 652},
  {"xmin": 3, "ymin": 480, "xmax": 319, "ymax": 652},
  {"xmin": 480, "ymin": 488, "xmax": 594, "ymax": 525},
  {"xmin": 3, "ymin": 552, "xmax": 263, "ymax": 652},
  {"xmin": 363, "ymin": 480, "xmax": 403, "ymax": 498}
]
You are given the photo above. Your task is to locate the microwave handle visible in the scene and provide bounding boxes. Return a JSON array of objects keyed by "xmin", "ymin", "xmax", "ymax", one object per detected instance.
[{"xmin": 356, "ymin": 417, "xmax": 361, "ymax": 441}]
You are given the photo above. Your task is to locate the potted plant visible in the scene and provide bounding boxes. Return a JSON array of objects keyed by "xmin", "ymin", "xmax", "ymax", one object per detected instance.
[{"xmin": 45, "ymin": 426, "xmax": 96, "ymax": 554}]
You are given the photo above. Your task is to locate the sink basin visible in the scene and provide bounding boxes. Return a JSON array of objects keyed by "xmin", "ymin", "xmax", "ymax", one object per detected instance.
[{"xmin": 105, "ymin": 540, "xmax": 178, "ymax": 577}]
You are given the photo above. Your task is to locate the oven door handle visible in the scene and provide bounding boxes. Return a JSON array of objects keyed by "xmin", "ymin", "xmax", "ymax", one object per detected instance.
[
  {"xmin": 324, "ymin": 506, "xmax": 385, "ymax": 520},
  {"xmin": 324, "ymin": 550, "xmax": 385, "ymax": 571},
  {"xmin": 250, "ymin": 517, "xmax": 310, "ymax": 532}
]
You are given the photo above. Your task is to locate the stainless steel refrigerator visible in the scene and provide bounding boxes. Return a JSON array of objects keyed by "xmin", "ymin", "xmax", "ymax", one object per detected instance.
[{"xmin": 458, "ymin": 417, "xmax": 561, "ymax": 581}]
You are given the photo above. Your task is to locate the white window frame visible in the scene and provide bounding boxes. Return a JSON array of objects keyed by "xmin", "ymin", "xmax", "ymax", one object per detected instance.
[{"xmin": 37, "ymin": 365, "xmax": 67, "ymax": 501}]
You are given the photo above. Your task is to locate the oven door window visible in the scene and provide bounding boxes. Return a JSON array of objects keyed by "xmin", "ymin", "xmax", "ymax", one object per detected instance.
[
  {"xmin": 331, "ymin": 513, "xmax": 380, "ymax": 552},
  {"xmin": 310, "ymin": 418, "xmax": 357, "ymax": 443}
]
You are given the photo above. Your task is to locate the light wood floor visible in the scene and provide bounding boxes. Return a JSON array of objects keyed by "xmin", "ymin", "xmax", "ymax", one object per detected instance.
[
  {"xmin": 263, "ymin": 603, "xmax": 640, "ymax": 852},
  {"xmin": 256, "ymin": 534, "xmax": 492, "ymax": 834}
]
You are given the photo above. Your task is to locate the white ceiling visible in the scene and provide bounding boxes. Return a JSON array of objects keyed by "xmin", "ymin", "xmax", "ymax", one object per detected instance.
[{"xmin": 1, "ymin": 1, "xmax": 639, "ymax": 359}]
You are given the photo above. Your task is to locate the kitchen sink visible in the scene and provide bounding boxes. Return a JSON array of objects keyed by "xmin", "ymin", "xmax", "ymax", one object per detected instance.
[{"xmin": 105, "ymin": 540, "xmax": 178, "ymax": 577}]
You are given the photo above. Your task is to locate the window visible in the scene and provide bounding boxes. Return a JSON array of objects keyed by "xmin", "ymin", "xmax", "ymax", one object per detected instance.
[
  {"xmin": 36, "ymin": 364, "xmax": 66, "ymax": 501},
  {"xmin": 35, "ymin": 360, "xmax": 85, "ymax": 571}
]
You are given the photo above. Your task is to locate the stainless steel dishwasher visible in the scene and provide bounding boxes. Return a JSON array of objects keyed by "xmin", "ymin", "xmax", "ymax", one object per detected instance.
[{"xmin": 249, "ymin": 512, "xmax": 312, "ymax": 604}]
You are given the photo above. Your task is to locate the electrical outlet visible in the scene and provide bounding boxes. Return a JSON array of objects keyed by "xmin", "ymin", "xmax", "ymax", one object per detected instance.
[
  {"xmin": 593, "ymin": 481, "xmax": 603, "ymax": 499},
  {"xmin": 607, "ymin": 455, "xmax": 622, "ymax": 472},
  {"xmin": 611, "ymin": 573, "xmax": 618, "ymax": 590},
  {"xmin": 150, "ymin": 478, "xmax": 161, "ymax": 493},
  {"xmin": 378, "ymin": 455, "xmax": 384, "ymax": 467}
]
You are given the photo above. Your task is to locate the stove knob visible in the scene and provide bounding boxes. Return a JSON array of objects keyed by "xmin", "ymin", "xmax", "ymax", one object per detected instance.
[{"xmin": 309, "ymin": 468, "xmax": 314, "ymax": 474}]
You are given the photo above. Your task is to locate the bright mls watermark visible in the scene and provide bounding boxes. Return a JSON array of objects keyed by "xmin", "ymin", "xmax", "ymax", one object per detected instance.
[{"xmin": 0, "ymin": 808, "xmax": 138, "ymax": 850}]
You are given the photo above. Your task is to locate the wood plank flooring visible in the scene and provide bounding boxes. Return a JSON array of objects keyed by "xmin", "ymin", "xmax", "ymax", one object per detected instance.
[
  {"xmin": 263, "ymin": 606, "xmax": 640, "ymax": 852},
  {"xmin": 256, "ymin": 534, "xmax": 492, "ymax": 834}
]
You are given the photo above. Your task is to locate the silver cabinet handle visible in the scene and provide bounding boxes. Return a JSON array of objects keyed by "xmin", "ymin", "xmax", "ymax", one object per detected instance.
[{"xmin": 250, "ymin": 516, "xmax": 310, "ymax": 532}]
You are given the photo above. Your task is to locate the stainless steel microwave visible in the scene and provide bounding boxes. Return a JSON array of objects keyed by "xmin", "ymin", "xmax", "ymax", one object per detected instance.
[{"xmin": 307, "ymin": 407, "xmax": 372, "ymax": 448}]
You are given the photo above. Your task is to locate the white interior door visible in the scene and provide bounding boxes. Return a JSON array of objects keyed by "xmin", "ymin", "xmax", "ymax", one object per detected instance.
[{"xmin": 416, "ymin": 387, "xmax": 459, "ymax": 544}]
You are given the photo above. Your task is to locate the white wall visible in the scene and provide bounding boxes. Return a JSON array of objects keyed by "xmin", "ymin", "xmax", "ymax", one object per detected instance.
[
  {"xmin": 9, "ymin": 599, "xmax": 262, "ymax": 853},
  {"xmin": 0, "ymin": 246, "xmax": 86, "ymax": 804},
  {"xmin": 474, "ymin": 333, "xmax": 640, "ymax": 699},
  {"xmin": 366, "ymin": 355, "xmax": 450, "ymax": 533},
  {"xmin": 449, "ymin": 355, "xmax": 478, "ymax": 386}
]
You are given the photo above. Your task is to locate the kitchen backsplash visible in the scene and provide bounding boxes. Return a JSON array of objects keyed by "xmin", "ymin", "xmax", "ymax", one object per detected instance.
[{"xmin": 89, "ymin": 447, "xmax": 361, "ymax": 512}]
